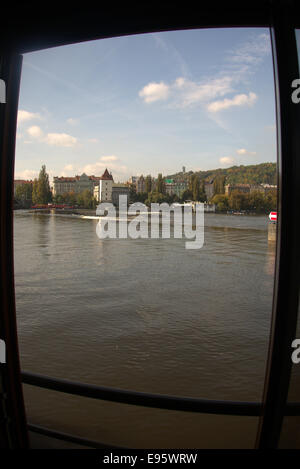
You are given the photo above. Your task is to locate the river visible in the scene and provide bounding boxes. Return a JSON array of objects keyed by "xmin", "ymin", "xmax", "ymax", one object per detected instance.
[{"xmin": 14, "ymin": 211, "xmax": 281, "ymax": 448}]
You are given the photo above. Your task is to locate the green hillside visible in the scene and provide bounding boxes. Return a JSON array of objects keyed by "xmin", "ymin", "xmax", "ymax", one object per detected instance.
[{"xmin": 167, "ymin": 162, "xmax": 277, "ymax": 185}]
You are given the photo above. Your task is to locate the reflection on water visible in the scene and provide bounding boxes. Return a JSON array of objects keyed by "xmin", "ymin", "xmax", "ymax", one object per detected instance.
[{"xmin": 14, "ymin": 211, "xmax": 276, "ymax": 447}]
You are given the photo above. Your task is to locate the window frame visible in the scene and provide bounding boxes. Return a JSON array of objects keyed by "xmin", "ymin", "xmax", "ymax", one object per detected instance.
[{"xmin": 0, "ymin": 2, "xmax": 300, "ymax": 449}]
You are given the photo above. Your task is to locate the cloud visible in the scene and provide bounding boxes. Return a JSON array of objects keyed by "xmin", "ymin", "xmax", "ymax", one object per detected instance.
[
  {"xmin": 227, "ymin": 33, "xmax": 271, "ymax": 67},
  {"xmin": 14, "ymin": 169, "xmax": 39, "ymax": 180},
  {"xmin": 60, "ymin": 164, "xmax": 75, "ymax": 176},
  {"xmin": 219, "ymin": 156, "xmax": 235, "ymax": 166},
  {"xmin": 87, "ymin": 138, "xmax": 99, "ymax": 143},
  {"xmin": 173, "ymin": 76, "xmax": 234, "ymax": 108},
  {"xmin": 236, "ymin": 148, "xmax": 256, "ymax": 156},
  {"xmin": 100, "ymin": 155, "xmax": 118, "ymax": 162},
  {"xmin": 58, "ymin": 156, "xmax": 128, "ymax": 181},
  {"xmin": 139, "ymin": 76, "xmax": 233, "ymax": 108},
  {"xmin": 27, "ymin": 125, "xmax": 44, "ymax": 139},
  {"xmin": 67, "ymin": 118, "xmax": 79, "ymax": 125},
  {"xmin": 64, "ymin": 164, "xmax": 74, "ymax": 171},
  {"xmin": 139, "ymin": 81, "xmax": 170, "ymax": 103},
  {"xmin": 44, "ymin": 133, "xmax": 77, "ymax": 147},
  {"xmin": 24, "ymin": 125, "xmax": 78, "ymax": 147},
  {"xmin": 81, "ymin": 160, "xmax": 127, "ymax": 176},
  {"xmin": 18, "ymin": 110, "xmax": 40, "ymax": 123},
  {"xmin": 207, "ymin": 92, "xmax": 257, "ymax": 113}
]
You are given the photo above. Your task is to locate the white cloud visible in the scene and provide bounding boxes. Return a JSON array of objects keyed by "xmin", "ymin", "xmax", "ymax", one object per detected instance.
[
  {"xmin": 14, "ymin": 169, "xmax": 39, "ymax": 180},
  {"xmin": 236, "ymin": 148, "xmax": 256, "ymax": 156},
  {"xmin": 228, "ymin": 33, "xmax": 271, "ymax": 66},
  {"xmin": 60, "ymin": 164, "xmax": 75, "ymax": 176},
  {"xmin": 44, "ymin": 133, "xmax": 77, "ymax": 147},
  {"xmin": 64, "ymin": 164, "xmax": 74, "ymax": 171},
  {"xmin": 207, "ymin": 92, "xmax": 257, "ymax": 113},
  {"xmin": 18, "ymin": 110, "xmax": 40, "ymax": 123},
  {"xmin": 24, "ymin": 125, "xmax": 78, "ymax": 147},
  {"xmin": 219, "ymin": 156, "xmax": 235, "ymax": 166},
  {"xmin": 81, "ymin": 160, "xmax": 127, "ymax": 176},
  {"xmin": 88, "ymin": 138, "xmax": 99, "ymax": 143},
  {"xmin": 27, "ymin": 125, "xmax": 44, "ymax": 139},
  {"xmin": 58, "ymin": 157, "xmax": 128, "ymax": 181},
  {"xmin": 175, "ymin": 76, "xmax": 233, "ymax": 108},
  {"xmin": 100, "ymin": 155, "xmax": 118, "ymax": 162},
  {"xmin": 139, "ymin": 81, "xmax": 170, "ymax": 103},
  {"xmin": 139, "ymin": 76, "xmax": 233, "ymax": 108}
]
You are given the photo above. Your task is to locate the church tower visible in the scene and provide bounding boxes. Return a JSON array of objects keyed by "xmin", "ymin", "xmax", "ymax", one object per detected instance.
[{"xmin": 98, "ymin": 168, "xmax": 113, "ymax": 202}]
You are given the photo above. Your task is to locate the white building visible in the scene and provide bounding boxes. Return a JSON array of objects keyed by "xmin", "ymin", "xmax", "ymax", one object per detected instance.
[
  {"xmin": 53, "ymin": 173, "xmax": 101, "ymax": 196},
  {"xmin": 94, "ymin": 168, "xmax": 114, "ymax": 202}
]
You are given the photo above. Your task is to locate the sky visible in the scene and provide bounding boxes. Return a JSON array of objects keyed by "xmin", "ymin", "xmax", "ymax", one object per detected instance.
[{"xmin": 15, "ymin": 27, "xmax": 277, "ymax": 183}]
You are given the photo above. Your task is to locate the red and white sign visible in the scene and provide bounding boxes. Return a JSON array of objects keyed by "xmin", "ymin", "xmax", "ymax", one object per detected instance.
[{"xmin": 269, "ymin": 211, "xmax": 277, "ymax": 221}]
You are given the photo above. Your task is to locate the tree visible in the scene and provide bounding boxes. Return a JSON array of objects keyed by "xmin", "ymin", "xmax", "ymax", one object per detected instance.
[
  {"xmin": 192, "ymin": 175, "xmax": 200, "ymax": 201},
  {"xmin": 156, "ymin": 174, "xmax": 165, "ymax": 194},
  {"xmin": 265, "ymin": 189, "xmax": 277, "ymax": 212},
  {"xmin": 180, "ymin": 189, "xmax": 192, "ymax": 202},
  {"xmin": 33, "ymin": 165, "xmax": 52, "ymax": 204},
  {"xmin": 145, "ymin": 175, "xmax": 152, "ymax": 193},
  {"xmin": 228, "ymin": 191, "xmax": 247, "ymax": 211},
  {"xmin": 211, "ymin": 194, "xmax": 229, "ymax": 212},
  {"xmin": 198, "ymin": 180, "xmax": 206, "ymax": 202},
  {"xmin": 188, "ymin": 174, "xmax": 206, "ymax": 201},
  {"xmin": 15, "ymin": 183, "xmax": 33, "ymax": 208},
  {"xmin": 32, "ymin": 179, "xmax": 39, "ymax": 205},
  {"xmin": 213, "ymin": 175, "xmax": 225, "ymax": 195},
  {"xmin": 129, "ymin": 186, "xmax": 137, "ymax": 203},
  {"xmin": 53, "ymin": 194, "xmax": 64, "ymax": 204},
  {"xmin": 145, "ymin": 191, "xmax": 170, "ymax": 206},
  {"xmin": 248, "ymin": 191, "xmax": 266, "ymax": 212},
  {"xmin": 76, "ymin": 189, "xmax": 96, "ymax": 208}
]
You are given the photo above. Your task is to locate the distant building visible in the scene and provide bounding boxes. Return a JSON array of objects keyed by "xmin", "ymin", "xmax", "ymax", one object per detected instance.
[
  {"xmin": 204, "ymin": 180, "xmax": 214, "ymax": 201},
  {"xmin": 53, "ymin": 173, "xmax": 101, "ymax": 196},
  {"xmin": 14, "ymin": 179, "xmax": 33, "ymax": 196},
  {"xmin": 128, "ymin": 176, "xmax": 138, "ymax": 185},
  {"xmin": 225, "ymin": 183, "xmax": 277, "ymax": 196},
  {"xmin": 136, "ymin": 175, "xmax": 146, "ymax": 193},
  {"xmin": 112, "ymin": 183, "xmax": 130, "ymax": 206},
  {"xmin": 249, "ymin": 184, "xmax": 265, "ymax": 193},
  {"xmin": 165, "ymin": 179, "xmax": 176, "ymax": 196},
  {"xmin": 93, "ymin": 169, "xmax": 114, "ymax": 202},
  {"xmin": 225, "ymin": 184, "xmax": 251, "ymax": 195},
  {"xmin": 261, "ymin": 184, "xmax": 277, "ymax": 193},
  {"xmin": 182, "ymin": 166, "xmax": 186, "ymax": 174},
  {"xmin": 174, "ymin": 180, "xmax": 188, "ymax": 197},
  {"xmin": 164, "ymin": 179, "xmax": 188, "ymax": 198}
]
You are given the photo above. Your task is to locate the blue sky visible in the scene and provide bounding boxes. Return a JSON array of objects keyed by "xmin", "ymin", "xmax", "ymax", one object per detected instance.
[{"xmin": 15, "ymin": 27, "xmax": 276, "ymax": 183}]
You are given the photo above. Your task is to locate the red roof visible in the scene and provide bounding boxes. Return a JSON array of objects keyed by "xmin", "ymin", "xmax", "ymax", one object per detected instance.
[
  {"xmin": 53, "ymin": 170, "xmax": 113, "ymax": 182},
  {"xmin": 100, "ymin": 168, "xmax": 113, "ymax": 180},
  {"xmin": 54, "ymin": 175, "xmax": 102, "ymax": 182},
  {"xmin": 14, "ymin": 179, "xmax": 33, "ymax": 184}
]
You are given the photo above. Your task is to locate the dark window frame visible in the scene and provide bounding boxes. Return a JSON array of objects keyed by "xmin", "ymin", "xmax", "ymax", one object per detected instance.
[{"xmin": 0, "ymin": 1, "xmax": 299, "ymax": 449}]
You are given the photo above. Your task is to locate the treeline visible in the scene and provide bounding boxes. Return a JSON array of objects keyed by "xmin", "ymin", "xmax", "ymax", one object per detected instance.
[
  {"xmin": 53, "ymin": 190, "xmax": 97, "ymax": 209},
  {"xmin": 14, "ymin": 165, "xmax": 97, "ymax": 209},
  {"xmin": 130, "ymin": 172, "xmax": 206, "ymax": 206},
  {"xmin": 14, "ymin": 165, "xmax": 51, "ymax": 209},
  {"xmin": 211, "ymin": 190, "xmax": 277, "ymax": 213},
  {"xmin": 168, "ymin": 162, "xmax": 277, "ymax": 186}
]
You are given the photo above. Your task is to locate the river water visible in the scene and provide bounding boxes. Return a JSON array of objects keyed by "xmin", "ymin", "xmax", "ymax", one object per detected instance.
[{"xmin": 14, "ymin": 211, "xmax": 278, "ymax": 448}]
